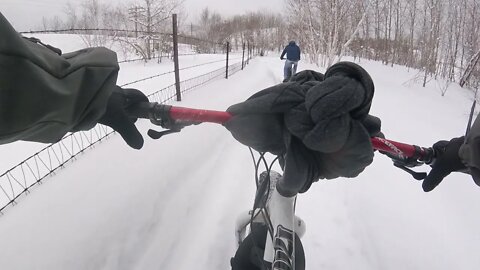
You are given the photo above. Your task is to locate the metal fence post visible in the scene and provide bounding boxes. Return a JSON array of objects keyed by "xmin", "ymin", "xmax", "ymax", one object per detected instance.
[
  {"xmin": 172, "ymin": 13, "xmax": 181, "ymax": 101},
  {"xmin": 241, "ymin": 42, "xmax": 245, "ymax": 70},
  {"xmin": 225, "ymin": 41, "xmax": 230, "ymax": 79},
  {"xmin": 247, "ymin": 41, "xmax": 250, "ymax": 65}
]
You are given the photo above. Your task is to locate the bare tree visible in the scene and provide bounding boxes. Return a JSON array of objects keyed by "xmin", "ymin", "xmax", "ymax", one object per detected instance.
[
  {"xmin": 286, "ymin": 0, "xmax": 371, "ymax": 67},
  {"xmin": 63, "ymin": 3, "xmax": 79, "ymax": 30},
  {"xmin": 191, "ymin": 9, "xmax": 284, "ymax": 55},
  {"xmin": 338, "ymin": 0, "xmax": 371, "ymax": 63},
  {"xmin": 128, "ymin": 0, "xmax": 184, "ymax": 60}
]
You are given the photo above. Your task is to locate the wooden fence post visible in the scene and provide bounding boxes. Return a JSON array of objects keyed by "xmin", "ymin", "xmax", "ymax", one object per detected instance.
[
  {"xmin": 242, "ymin": 42, "xmax": 245, "ymax": 70},
  {"xmin": 225, "ymin": 41, "xmax": 230, "ymax": 79},
  {"xmin": 172, "ymin": 13, "xmax": 181, "ymax": 101},
  {"xmin": 247, "ymin": 41, "xmax": 250, "ymax": 65}
]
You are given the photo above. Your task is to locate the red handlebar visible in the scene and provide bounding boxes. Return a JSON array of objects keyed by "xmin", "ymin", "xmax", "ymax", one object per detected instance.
[
  {"xmin": 371, "ymin": 137, "xmax": 416, "ymax": 159},
  {"xmin": 137, "ymin": 104, "xmax": 432, "ymax": 161},
  {"xmin": 170, "ymin": 106, "xmax": 232, "ymax": 124}
]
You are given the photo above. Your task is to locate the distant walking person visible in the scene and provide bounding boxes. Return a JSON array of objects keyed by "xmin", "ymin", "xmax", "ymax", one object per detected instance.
[{"xmin": 280, "ymin": 41, "xmax": 301, "ymax": 82}]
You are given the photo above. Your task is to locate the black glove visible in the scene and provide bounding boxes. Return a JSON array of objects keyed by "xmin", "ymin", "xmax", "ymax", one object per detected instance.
[
  {"xmin": 98, "ymin": 86, "xmax": 149, "ymax": 149},
  {"xmin": 423, "ymin": 137, "xmax": 466, "ymax": 192},
  {"xmin": 225, "ymin": 62, "xmax": 378, "ymax": 195}
]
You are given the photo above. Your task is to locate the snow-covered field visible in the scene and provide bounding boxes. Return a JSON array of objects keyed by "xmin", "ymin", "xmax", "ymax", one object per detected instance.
[{"xmin": 1, "ymin": 34, "xmax": 479, "ymax": 270}]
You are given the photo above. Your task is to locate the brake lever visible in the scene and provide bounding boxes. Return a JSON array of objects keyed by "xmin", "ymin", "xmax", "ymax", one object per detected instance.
[
  {"xmin": 381, "ymin": 149, "xmax": 433, "ymax": 180},
  {"xmin": 393, "ymin": 163, "xmax": 427, "ymax": 180},
  {"xmin": 386, "ymin": 153, "xmax": 428, "ymax": 180},
  {"xmin": 147, "ymin": 120, "xmax": 201, "ymax": 139},
  {"xmin": 147, "ymin": 128, "xmax": 181, "ymax": 139},
  {"xmin": 128, "ymin": 102, "xmax": 199, "ymax": 139}
]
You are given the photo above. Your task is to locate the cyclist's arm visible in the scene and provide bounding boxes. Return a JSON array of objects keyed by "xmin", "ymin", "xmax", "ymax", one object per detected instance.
[
  {"xmin": 459, "ymin": 115, "xmax": 480, "ymax": 186},
  {"xmin": 280, "ymin": 47, "xmax": 287, "ymax": 59},
  {"xmin": 0, "ymin": 13, "xmax": 119, "ymax": 145}
]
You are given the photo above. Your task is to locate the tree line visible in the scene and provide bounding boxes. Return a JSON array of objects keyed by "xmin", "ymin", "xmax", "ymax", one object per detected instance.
[
  {"xmin": 192, "ymin": 8, "xmax": 286, "ymax": 54},
  {"xmin": 39, "ymin": 0, "xmax": 286, "ymax": 60},
  {"xmin": 285, "ymin": 0, "xmax": 480, "ymax": 90},
  {"xmin": 41, "ymin": 0, "xmax": 185, "ymax": 61},
  {"xmin": 39, "ymin": 0, "xmax": 480, "ymax": 90}
]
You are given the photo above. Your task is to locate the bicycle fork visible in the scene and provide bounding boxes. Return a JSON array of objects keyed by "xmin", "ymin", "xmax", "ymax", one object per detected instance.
[{"xmin": 264, "ymin": 187, "xmax": 305, "ymax": 270}]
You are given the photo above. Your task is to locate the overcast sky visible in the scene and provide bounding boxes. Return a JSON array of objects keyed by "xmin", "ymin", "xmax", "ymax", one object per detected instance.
[{"xmin": 1, "ymin": 0, "xmax": 284, "ymax": 31}]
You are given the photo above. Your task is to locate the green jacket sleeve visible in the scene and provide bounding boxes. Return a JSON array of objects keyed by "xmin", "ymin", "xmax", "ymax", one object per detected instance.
[
  {"xmin": 459, "ymin": 115, "xmax": 480, "ymax": 186},
  {"xmin": 0, "ymin": 13, "xmax": 119, "ymax": 144}
]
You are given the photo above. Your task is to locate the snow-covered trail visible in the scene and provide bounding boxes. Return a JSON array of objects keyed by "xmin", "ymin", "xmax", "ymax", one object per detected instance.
[{"xmin": 1, "ymin": 56, "xmax": 480, "ymax": 270}]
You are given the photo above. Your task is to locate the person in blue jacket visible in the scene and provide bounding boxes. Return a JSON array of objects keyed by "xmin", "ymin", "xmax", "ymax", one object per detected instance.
[{"xmin": 280, "ymin": 41, "xmax": 301, "ymax": 82}]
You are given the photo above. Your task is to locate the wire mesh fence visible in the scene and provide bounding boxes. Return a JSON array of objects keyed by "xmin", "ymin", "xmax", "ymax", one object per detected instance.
[
  {"xmin": 120, "ymin": 70, "xmax": 176, "ymax": 87},
  {"xmin": 147, "ymin": 83, "xmax": 178, "ymax": 104},
  {"xmin": 0, "ymin": 54, "xmax": 254, "ymax": 214},
  {"xmin": 146, "ymin": 61, "xmax": 245, "ymax": 104},
  {"xmin": 229, "ymin": 62, "xmax": 244, "ymax": 76},
  {"xmin": 0, "ymin": 126, "xmax": 113, "ymax": 212},
  {"xmin": 180, "ymin": 66, "xmax": 228, "ymax": 94}
]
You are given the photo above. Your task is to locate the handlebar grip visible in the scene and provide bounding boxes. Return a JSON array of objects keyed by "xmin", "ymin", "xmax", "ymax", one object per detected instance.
[
  {"xmin": 127, "ymin": 102, "xmax": 173, "ymax": 123},
  {"xmin": 127, "ymin": 102, "xmax": 157, "ymax": 119}
]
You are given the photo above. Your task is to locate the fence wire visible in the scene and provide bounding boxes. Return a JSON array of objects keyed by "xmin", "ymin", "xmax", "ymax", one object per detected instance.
[
  {"xmin": 120, "ymin": 70, "xmax": 176, "ymax": 87},
  {"xmin": 20, "ymin": 28, "xmax": 171, "ymax": 37},
  {"xmin": 148, "ymin": 83, "xmax": 178, "ymax": 104},
  {"xmin": 229, "ymin": 62, "xmax": 243, "ymax": 76},
  {"xmin": 20, "ymin": 29, "xmax": 226, "ymax": 48},
  {"xmin": 120, "ymin": 57, "xmax": 242, "ymax": 88},
  {"xmin": 118, "ymin": 58, "xmax": 146, "ymax": 64},
  {"xmin": 145, "ymin": 61, "xmax": 244, "ymax": 103},
  {"xmin": 20, "ymin": 28, "xmax": 229, "ymax": 53}
]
